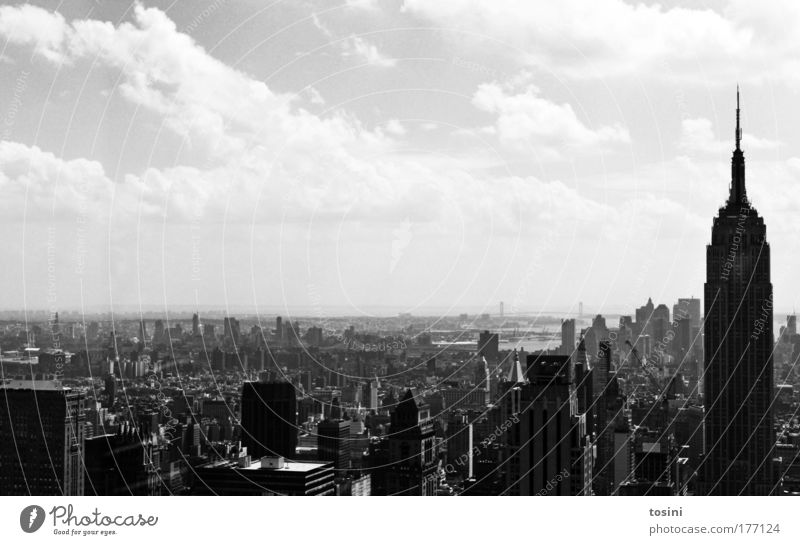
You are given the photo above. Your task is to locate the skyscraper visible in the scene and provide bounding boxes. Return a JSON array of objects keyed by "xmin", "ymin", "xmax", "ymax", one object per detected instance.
[
  {"xmin": 503, "ymin": 354, "xmax": 577, "ymax": 496},
  {"xmin": 561, "ymin": 318, "xmax": 576, "ymax": 356},
  {"xmin": 317, "ymin": 419, "xmax": 351, "ymax": 471},
  {"xmin": 0, "ymin": 380, "xmax": 85, "ymax": 495},
  {"xmin": 384, "ymin": 390, "xmax": 438, "ymax": 496},
  {"xmin": 592, "ymin": 341, "xmax": 629, "ymax": 495},
  {"xmin": 700, "ymin": 90, "xmax": 776, "ymax": 495},
  {"xmin": 478, "ymin": 330, "xmax": 499, "ymax": 363},
  {"xmin": 240, "ymin": 381, "xmax": 298, "ymax": 459}
]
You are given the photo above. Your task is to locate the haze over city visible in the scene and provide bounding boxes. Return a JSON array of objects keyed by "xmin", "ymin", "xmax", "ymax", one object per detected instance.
[{"xmin": 2, "ymin": 1, "xmax": 800, "ymax": 315}]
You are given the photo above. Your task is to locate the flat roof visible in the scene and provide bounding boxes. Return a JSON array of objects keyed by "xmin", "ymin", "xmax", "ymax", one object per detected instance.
[
  {"xmin": 204, "ymin": 458, "xmax": 330, "ymax": 472},
  {"xmin": 243, "ymin": 460, "xmax": 328, "ymax": 472},
  {"xmin": 1, "ymin": 379, "xmax": 69, "ymax": 391}
]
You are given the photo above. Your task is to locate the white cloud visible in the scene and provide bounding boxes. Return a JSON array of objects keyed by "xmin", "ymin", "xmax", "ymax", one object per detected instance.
[
  {"xmin": 0, "ymin": 4, "xmax": 69, "ymax": 63},
  {"xmin": 345, "ymin": 0, "xmax": 382, "ymax": 11},
  {"xmin": 472, "ymin": 82, "xmax": 630, "ymax": 157},
  {"xmin": 311, "ymin": 12, "xmax": 395, "ymax": 67},
  {"xmin": 678, "ymin": 117, "xmax": 782, "ymax": 154},
  {"xmin": 401, "ymin": 0, "xmax": 800, "ymax": 84},
  {"xmin": 0, "ymin": 4, "xmax": 417, "ymax": 223},
  {"xmin": 383, "ymin": 119, "xmax": 406, "ymax": 135},
  {"xmin": 0, "ymin": 141, "xmax": 110, "ymax": 219},
  {"xmin": 342, "ymin": 34, "xmax": 396, "ymax": 67}
]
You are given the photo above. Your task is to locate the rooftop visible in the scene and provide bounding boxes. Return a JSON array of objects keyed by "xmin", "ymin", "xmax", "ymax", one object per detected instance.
[{"xmin": 1, "ymin": 379, "xmax": 69, "ymax": 391}]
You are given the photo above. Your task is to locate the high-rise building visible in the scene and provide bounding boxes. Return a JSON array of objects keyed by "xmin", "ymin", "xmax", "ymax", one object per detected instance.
[
  {"xmin": 240, "ymin": 382, "xmax": 298, "ymax": 459},
  {"xmin": 561, "ymin": 318, "xmax": 576, "ymax": 356},
  {"xmin": 138, "ymin": 320, "xmax": 148, "ymax": 343},
  {"xmin": 673, "ymin": 298, "xmax": 701, "ymax": 330},
  {"xmin": 384, "ymin": 390, "xmax": 438, "ymax": 495},
  {"xmin": 84, "ymin": 429, "xmax": 162, "ymax": 495},
  {"xmin": 192, "ymin": 313, "xmax": 200, "ymax": 336},
  {"xmin": 635, "ymin": 298, "xmax": 655, "ymax": 340},
  {"xmin": 154, "ymin": 319, "xmax": 164, "ymax": 340},
  {"xmin": 365, "ymin": 378, "xmax": 379, "ymax": 411},
  {"xmin": 445, "ymin": 411, "xmax": 473, "ymax": 478},
  {"xmin": 478, "ymin": 330, "xmax": 499, "ymax": 363},
  {"xmin": 786, "ymin": 315, "xmax": 797, "ymax": 337},
  {"xmin": 592, "ymin": 341, "xmax": 630, "ymax": 495},
  {"xmin": 317, "ymin": 419, "xmax": 351, "ymax": 471},
  {"xmin": 700, "ymin": 90, "xmax": 776, "ymax": 496},
  {"xmin": 103, "ymin": 374, "xmax": 116, "ymax": 409},
  {"xmin": 194, "ymin": 456, "xmax": 335, "ymax": 496},
  {"xmin": 0, "ymin": 380, "xmax": 85, "ymax": 495},
  {"xmin": 223, "ymin": 317, "xmax": 240, "ymax": 344},
  {"xmin": 651, "ymin": 304, "xmax": 670, "ymax": 348},
  {"xmin": 473, "ymin": 356, "xmax": 492, "ymax": 405},
  {"xmin": 503, "ymin": 354, "xmax": 577, "ymax": 496}
]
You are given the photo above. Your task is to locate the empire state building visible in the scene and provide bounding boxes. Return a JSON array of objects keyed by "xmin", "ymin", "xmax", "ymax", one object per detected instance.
[{"xmin": 700, "ymin": 90, "xmax": 776, "ymax": 495}]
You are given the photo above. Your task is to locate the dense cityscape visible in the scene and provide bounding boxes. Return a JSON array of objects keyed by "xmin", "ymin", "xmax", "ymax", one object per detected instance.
[
  {"xmin": 3, "ymin": 93, "xmax": 799, "ymax": 497},
  {"xmin": 1, "ymin": 2, "xmax": 799, "ymax": 501}
]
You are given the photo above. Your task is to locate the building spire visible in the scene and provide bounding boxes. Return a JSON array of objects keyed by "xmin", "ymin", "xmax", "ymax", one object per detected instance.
[
  {"xmin": 506, "ymin": 349, "xmax": 527, "ymax": 384},
  {"xmin": 735, "ymin": 85, "xmax": 741, "ymax": 151},
  {"xmin": 729, "ymin": 86, "xmax": 748, "ymax": 206}
]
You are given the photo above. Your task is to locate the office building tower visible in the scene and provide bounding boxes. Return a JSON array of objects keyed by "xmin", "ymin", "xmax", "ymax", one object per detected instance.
[
  {"xmin": 651, "ymin": 304, "xmax": 670, "ymax": 347},
  {"xmin": 223, "ymin": 317, "xmax": 240, "ymax": 344},
  {"xmin": 240, "ymin": 381, "xmax": 298, "ymax": 459},
  {"xmin": 445, "ymin": 411, "xmax": 473, "ymax": 478},
  {"xmin": 673, "ymin": 298, "xmax": 701, "ymax": 330},
  {"xmin": 786, "ymin": 315, "xmax": 797, "ymax": 337},
  {"xmin": 636, "ymin": 298, "xmax": 655, "ymax": 338},
  {"xmin": 503, "ymin": 354, "xmax": 574, "ymax": 496},
  {"xmin": 138, "ymin": 320, "xmax": 147, "ymax": 343},
  {"xmin": 84, "ymin": 428, "xmax": 162, "ymax": 495},
  {"xmin": 194, "ymin": 456, "xmax": 335, "ymax": 496},
  {"xmin": 365, "ymin": 378, "xmax": 379, "ymax": 411},
  {"xmin": 317, "ymin": 419, "xmax": 351, "ymax": 471},
  {"xmin": 561, "ymin": 318, "xmax": 576, "ymax": 356},
  {"xmin": 593, "ymin": 341, "xmax": 630, "ymax": 495},
  {"xmin": 103, "ymin": 374, "xmax": 116, "ymax": 409},
  {"xmin": 700, "ymin": 90, "xmax": 776, "ymax": 495},
  {"xmin": 385, "ymin": 390, "xmax": 438, "ymax": 495},
  {"xmin": 0, "ymin": 380, "xmax": 85, "ymax": 495},
  {"xmin": 192, "ymin": 313, "xmax": 200, "ymax": 336},
  {"xmin": 478, "ymin": 330, "xmax": 499, "ymax": 363},
  {"xmin": 153, "ymin": 319, "xmax": 165, "ymax": 340}
]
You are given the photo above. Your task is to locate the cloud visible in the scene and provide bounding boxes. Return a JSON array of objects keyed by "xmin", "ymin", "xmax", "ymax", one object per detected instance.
[
  {"xmin": 311, "ymin": 12, "xmax": 395, "ymax": 67},
  {"xmin": 341, "ymin": 35, "xmax": 396, "ymax": 67},
  {"xmin": 0, "ymin": 141, "xmax": 110, "ymax": 219},
  {"xmin": 471, "ymin": 82, "xmax": 630, "ymax": 157},
  {"xmin": 678, "ymin": 117, "xmax": 782, "ymax": 155},
  {"xmin": 0, "ymin": 4, "xmax": 420, "ymax": 223},
  {"xmin": 401, "ymin": 0, "xmax": 800, "ymax": 84},
  {"xmin": 383, "ymin": 119, "xmax": 406, "ymax": 135},
  {"xmin": 0, "ymin": 4, "xmax": 69, "ymax": 63}
]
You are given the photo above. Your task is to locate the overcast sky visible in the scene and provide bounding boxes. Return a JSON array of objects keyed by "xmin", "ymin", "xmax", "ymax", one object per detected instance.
[{"xmin": 1, "ymin": 0, "xmax": 799, "ymax": 318}]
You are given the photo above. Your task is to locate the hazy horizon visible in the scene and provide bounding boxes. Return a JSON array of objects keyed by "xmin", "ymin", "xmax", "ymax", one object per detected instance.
[{"xmin": 2, "ymin": 1, "xmax": 800, "ymax": 314}]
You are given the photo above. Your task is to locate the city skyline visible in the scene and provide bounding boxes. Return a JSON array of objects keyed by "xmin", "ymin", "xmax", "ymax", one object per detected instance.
[
  {"xmin": 2, "ymin": 0, "xmax": 800, "ymax": 501},
  {"xmin": 2, "ymin": 2, "xmax": 800, "ymax": 313}
]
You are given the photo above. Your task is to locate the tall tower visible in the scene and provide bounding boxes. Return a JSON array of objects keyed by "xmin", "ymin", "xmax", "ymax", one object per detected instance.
[
  {"xmin": 0, "ymin": 380, "xmax": 85, "ymax": 495},
  {"xmin": 503, "ymin": 354, "xmax": 575, "ymax": 495},
  {"xmin": 701, "ymin": 89, "xmax": 775, "ymax": 495},
  {"xmin": 385, "ymin": 390, "xmax": 438, "ymax": 495},
  {"xmin": 240, "ymin": 381, "xmax": 298, "ymax": 459}
]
